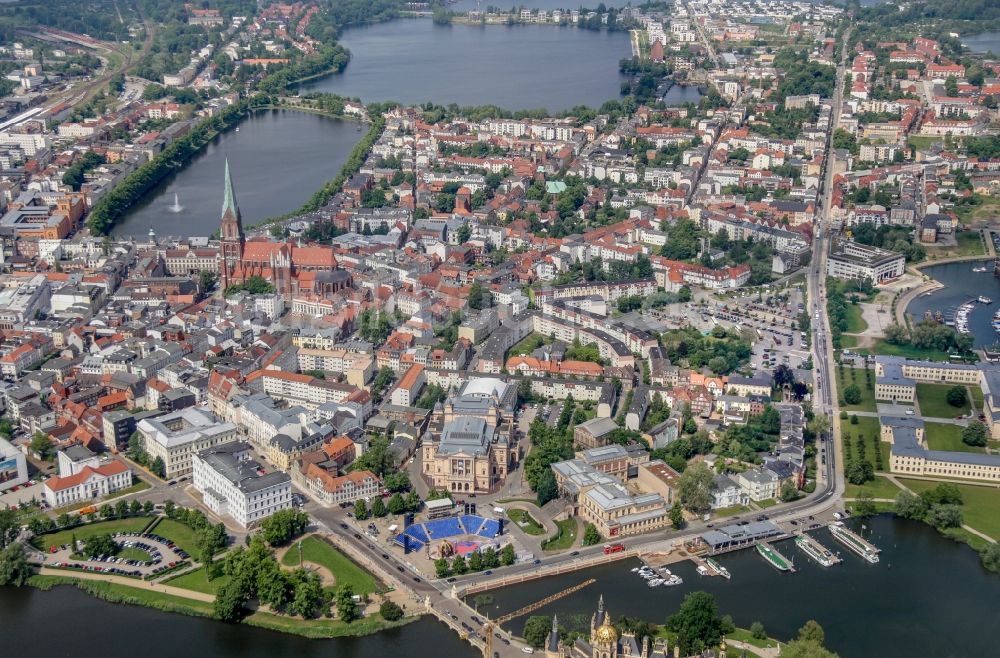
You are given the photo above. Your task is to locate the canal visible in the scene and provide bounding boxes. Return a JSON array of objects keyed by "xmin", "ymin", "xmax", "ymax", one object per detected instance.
[
  {"xmin": 904, "ymin": 261, "xmax": 1000, "ymax": 349},
  {"xmin": 113, "ymin": 109, "xmax": 361, "ymax": 238},
  {"xmin": 478, "ymin": 517, "xmax": 998, "ymax": 657},
  {"xmin": 301, "ymin": 20, "xmax": 632, "ymax": 111},
  {"xmin": 0, "ymin": 584, "xmax": 477, "ymax": 658}
]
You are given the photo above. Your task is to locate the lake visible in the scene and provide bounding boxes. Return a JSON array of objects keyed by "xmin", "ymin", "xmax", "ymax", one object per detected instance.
[
  {"xmin": 481, "ymin": 516, "xmax": 999, "ymax": 657},
  {"xmin": 905, "ymin": 261, "xmax": 1000, "ymax": 348},
  {"xmin": 0, "ymin": 584, "xmax": 476, "ymax": 658},
  {"xmin": 962, "ymin": 31, "xmax": 1000, "ymax": 54},
  {"xmin": 301, "ymin": 20, "xmax": 632, "ymax": 111},
  {"xmin": 113, "ymin": 109, "xmax": 361, "ymax": 238}
]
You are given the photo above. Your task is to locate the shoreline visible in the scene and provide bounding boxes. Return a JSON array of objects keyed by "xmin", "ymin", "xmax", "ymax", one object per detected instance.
[{"xmin": 27, "ymin": 574, "xmax": 419, "ymax": 640}]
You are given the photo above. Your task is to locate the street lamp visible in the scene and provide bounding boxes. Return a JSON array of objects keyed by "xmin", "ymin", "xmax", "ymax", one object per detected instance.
[{"xmin": 298, "ymin": 540, "xmax": 303, "ymax": 568}]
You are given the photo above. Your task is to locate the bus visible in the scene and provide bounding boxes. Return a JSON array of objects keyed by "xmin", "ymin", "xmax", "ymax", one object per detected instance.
[{"xmin": 603, "ymin": 543, "xmax": 626, "ymax": 555}]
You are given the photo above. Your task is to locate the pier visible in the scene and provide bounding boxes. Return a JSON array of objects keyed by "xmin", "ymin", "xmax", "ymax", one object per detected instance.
[
  {"xmin": 794, "ymin": 533, "xmax": 842, "ymax": 567},
  {"xmin": 756, "ymin": 542, "xmax": 795, "ymax": 572},
  {"xmin": 828, "ymin": 522, "xmax": 880, "ymax": 563}
]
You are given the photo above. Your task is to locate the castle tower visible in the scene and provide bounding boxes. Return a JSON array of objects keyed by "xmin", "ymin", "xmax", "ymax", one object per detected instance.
[
  {"xmin": 219, "ymin": 158, "xmax": 244, "ymax": 289},
  {"xmin": 545, "ymin": 614, "xmax": 561, "ymax": 658}
]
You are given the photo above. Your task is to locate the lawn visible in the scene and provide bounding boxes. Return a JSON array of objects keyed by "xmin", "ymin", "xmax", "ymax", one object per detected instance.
[
  {"xmin": 917, "ymin": 383, "xmax": 971, "ymax": 418},
  {"xmin": 279, "ymin": 535, "xmax": 381, "ymax": 595},
  {"xmin": 956, "ymin": 231, "xmax": 987, "ymax": 256},
  {"xmin": 843, "ymin": 475, "xmax": 902, "ymax": 500},
  {"xmin": 970, "ymin": 385, "xmax": 985, "ymax": 408},
  {"xmin": 166, "ymin": 567, "xmax": 231, "ymax": 594},
  {"xmin": 508, "ymin": 509, "xmax": 545, "ymax": 535},
  {"xmin": 712, "ymin": 504, "xmax": 750, "ymax": 518},
  {"xmin": 842, "ymin": 415, "xmax": 888, "ymax": 473},
  {"xmin": 924, "ymin": 422, "xmax": 984, "ymax": 453},
  {"xmin": 149, "ymin": 518, "xmax": 203, "ymax": 556},
  {"xmin": 508, "ymin": 332, "xmax": 551, "ymax": 357},
  {"xmin": 118, "ymin": 547, "xmax": 153, "ymax": 562},
  {"xmin": 899, "ymin": 478, "xmax": 1000, "ymax": 540},
  {"xmin": 840, "ymin": 335, "xmax": 860, "ymax": 349},
  {"xmin": 865, "ymin": 340, "xmax": 954, "ymax": 362},
  {"xmin": 32, "ymin": 517, "xmax": 155, "ymax": 551},
  {"xmin": 541, "ymin": 519, "xmax": 578, "ymax": 551},
  {"xmin": 836, "ymin": 368, "xmax": 877, "ymax": 412},
  {"xmin": 844, "ymin": 304, "xmax": 867, "ymax": 333}
]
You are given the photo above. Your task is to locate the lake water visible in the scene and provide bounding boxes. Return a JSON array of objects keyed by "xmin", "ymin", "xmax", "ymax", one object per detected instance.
[
  {"xmin": 905, "ymin": 261, "xmax": 1000, "ymax": 348},
  {"xmin": 481, "ymin": 516, "xmax": 999, "ymax": 657},
  {"xmin": 962, "ymin": 31, "xmax": 1000, "ymax": 54},
  {"xmin": 301, "ymin": 20, "xmax": 631, "ymax": 111},
  {"xmin": 113, "ymin": 109, "xmax": 361, "ymax": 238},
  {"xmin": 0, "ymin": 584, "xmax": 476, "ymax": 658}
]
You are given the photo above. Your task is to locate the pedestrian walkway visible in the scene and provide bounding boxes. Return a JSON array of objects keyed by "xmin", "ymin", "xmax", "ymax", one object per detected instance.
[{"xmin": 38, "ymin": 566, "xmax": 215, "ymax": 602}]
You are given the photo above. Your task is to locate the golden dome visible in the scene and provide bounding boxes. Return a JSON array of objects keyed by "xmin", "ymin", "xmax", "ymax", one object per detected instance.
[{"xmin": 594, "ymin": 618, "xmax": 618, "ymax": 644}]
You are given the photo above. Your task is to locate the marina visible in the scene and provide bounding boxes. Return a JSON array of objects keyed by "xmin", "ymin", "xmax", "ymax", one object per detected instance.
[
  {"xmin": 794, "ymin": 533, "xmax": 842, "ymax": 567},
  {"xmin": 755, "ymin": 542, "xmax": 795, "ymax": 572},
  {"xmin": 829, "ymin": 522, "xmax": 880, "ymax": 564}
]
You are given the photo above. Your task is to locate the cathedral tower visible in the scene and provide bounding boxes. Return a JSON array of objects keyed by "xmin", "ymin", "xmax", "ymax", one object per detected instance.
[{"xmin": 219, "ymin": 158, "xmax": 244, "ymax": 288}]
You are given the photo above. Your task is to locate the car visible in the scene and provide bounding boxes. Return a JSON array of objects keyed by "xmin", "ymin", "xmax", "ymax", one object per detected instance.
[
  {"xmin": 471, "ymin": 616, "xmax": 482, "ymax": 625},
  {"xmin": 522, "ymin": 648, "xmax": 535, "ymax": 654},
  {"xmin": 413, "ymin": 577, "xmax": 421, "ymax": 583},
  {"xmin": 353, "ymin": 533, "xmax": 362, "ymax": 540},
  {"xmin": 396, "ymin": 566, "xmax": 405, "ymax": 573},
  {"xmin": 340, "ymin": 523, "xmax": 348, "ymax": 530},
  {"xmin": 570, "ymin": 551, "xmax": 579, "ymax": 556},
  {"xmin": 533, "ymin": 559, "xmax": 541, "ymax": 565},
  {"xmin": 381, "ymin": 553, "xmax": 389, "ymax": 559},
  {"xmin": 447, "ymin": 577, "xmax": 457, "ymax": 583},
  {"xmin": 483, "ymin": 570, "xmax": 493, "ymax": 575}
]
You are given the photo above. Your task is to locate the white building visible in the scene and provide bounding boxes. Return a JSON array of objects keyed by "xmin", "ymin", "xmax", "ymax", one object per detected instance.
[
  {"xmin": 138, "ymin": 407, "xmax": 237, "ymax": 477},
  {"xmin": 0, "ymin": 436, "xmax": 28, "ymax": 493},
  {"xmin": 192, "ymin": 441, "xmax": 292, "ymax": 528},
  {"xmin": 826, "ymin": 239, "xmax": 905, "ymax": 283},
  {"xmin": 42, "ymin": 459, "xmax": 132, "ymax": 508}
]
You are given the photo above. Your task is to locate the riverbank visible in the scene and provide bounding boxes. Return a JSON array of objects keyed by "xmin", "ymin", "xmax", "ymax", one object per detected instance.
[{"xmin": 27, "ymin": 572, "xmax": 418, "ymax": 640}]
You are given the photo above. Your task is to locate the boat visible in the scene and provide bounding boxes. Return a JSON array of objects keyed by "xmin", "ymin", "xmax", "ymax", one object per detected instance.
[
  {"xmin": 647, "ymin": 578, "xmax": 664, "ymax": 587},
  {"xmin": 705, "ymin": 557, "xmax": 731, "ymax": 579},
  {"xmin": 973, "ymin": 267, "xmax": 988, "ymax": 273},
  {"xmin": 658, "ymin": 567, "xmax": 672, "ymax": 575},
  {"xmin": 663, "ymin": 575, "xmax": 683, "ymax": 586},
  {"xmin": 235, "ymin": 126, "xmax": 240, "ymax": 132},
  {"xmin": 756, "ymin": 542, "xmax": 794, "ymax": 572},
  {"xmin": 829, "ymin": 522, "xmax": 880, "ymax": 564},
  {"xmin": 696, "ymin": 565, "xmax": 710, "ymax": 576},
  {"xmin": 794, "ymin": 534, "xmax": 842, "ymax": 567},
  {"xmin": 980, "ymin": 296, "xmax": 993, "ymax": 304},
  {"xmin": 630, "ymin": 567, "xmax": 640, "ymax": 573}
]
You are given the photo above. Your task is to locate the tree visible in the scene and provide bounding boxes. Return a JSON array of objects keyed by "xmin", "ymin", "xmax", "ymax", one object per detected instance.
[
  {"xmin": 354, "ymin": 499, "xmax": 369, "ymax": 521},
  {"xmin": 926, "ymin": 504, "xmax": 963, "ymax": 530},
  {"xmin": 0, "ymin": 543, "xmax": 33, "ymax": 586},
  {"xmin": 750, "ymin": 621, "xmax": 767, "ymax": 640},
  {"xmin": 468, "ymin": 282, "xmax": 492, "ymax": 310},
  {"xmin": 435, "ymin": 557, "xmax": 451, "ymax": 578},
  {"xmin": 523, "ymin": 615, "xmax": 552, "ymax": 648},
  {"xmin": 678, "ymin": 462, "xmax": 715, "ymax": 513},
  {"xmin": 150, "ymin": 456, "xmax": 166, "ymax": 478},
  {"xmin": 780, "ymin": 480, "xmax": 799, "ymax": 503},
  {"xmin": 260, "ymin": 509, "xmax": 310, "ymax": 546},
  {"xmin": 371, "ymin": 496, "xmax": 386, "ymax": 518},
  {"xmin": 843, "ymin": 385, "xmax": 862, "ymax": 406},
  {"xmin": 387, "ymin": 493, "xmax": 406, "ymax": 515},
  {"xmin": 962, "ymin": 421, "xmax": 988, "ymax": 447},
  {"xmin": 214, "ymin": 579, "xmax": 248, "ymax": 622},
  {"xmin": 946, "ymin": 386, "xmax": 968, "ymax": 408},
  {"xmin": 85, "ymin": 533, "xmax": 119, "ymax": 558},
  {"xmin": 798, "ymin": 620, "xmax": 825, "ymax": 645},
  {"xmin": 468, "ymin": 550, "xmax": 483, "ymax": 572},
  {"xmin": 980, "ymin": 543, "xmax": 1000, "ymax": 573},
  {"xmin": 535, "ymin": 469, "xmax": 559, "ymax": 506},
  {"xmin": 582, "ymin": 523, "xmax": 602, "ymax": 546},
  {"xmin": 669, "ymin": 501, "xmax": 685, "ymax": 530},
  {"xmin": 894, "ymin": 491, "xmax": 927, "ymax": 520},
  {"xmin": 256, "ymin": 562, "xmax": 292, "ymax": 610},
  {"xmin": 30, "ymin": 432, "xmax": 54, "ymax": 461},
  {"xmin": 0, "ymin": 509, "xmax": 18, "ymax": 548},
  {"xmin": 451, "ymin": 555, "xmax": 468, "ymax": 575},
  {"xmin": 335, "ymin": 584, "xmax": 359, "ymax": 622},
  {"xmin": 666, "ymin": 591, "xmax": 725, "ymax": 655},
  {"xmin": 380, "ymin": 600, "xmax": 404, "ymax": 621},
  {"xmin": 780, "ymin": 640, "xmax": 840, "ymax": 658},
  {"xmin": 501, "ymin": 543, "xmax": 516, "ymax": 566},
  {"xmin": 851, "ymin": 493, "xmax": 877, "ymax": 518},
  {"xmin": 291, "ymin": 570, "xmax": 325, "ymax": 618},
  {"xmin": 845, "ymin": 460, "xmax": 874, "ymax": 485}
]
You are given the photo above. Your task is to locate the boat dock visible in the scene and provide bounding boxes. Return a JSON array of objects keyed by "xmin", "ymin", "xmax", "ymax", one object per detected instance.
[
  {"xmin": 828, "ymin": 522, "xmax": 880, "ymax": 564},
  {"xmin": 755, "ymin": 542, "xmax": 795, "ymax": 572},
  {"xmin": 794, "ymin": 533, "xmax": 842, "ymax": 567}
]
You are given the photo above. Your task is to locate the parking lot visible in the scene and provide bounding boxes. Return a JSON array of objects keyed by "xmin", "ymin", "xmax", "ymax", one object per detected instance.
[{"xmin": 40, "ymin": 531, "xmax": 190, "ymax": 579}]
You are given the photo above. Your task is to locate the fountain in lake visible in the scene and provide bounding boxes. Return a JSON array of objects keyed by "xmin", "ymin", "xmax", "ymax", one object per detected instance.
[{"xmin": 168, "ymin": 193, "xmax": 183, "ymax": 213}]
